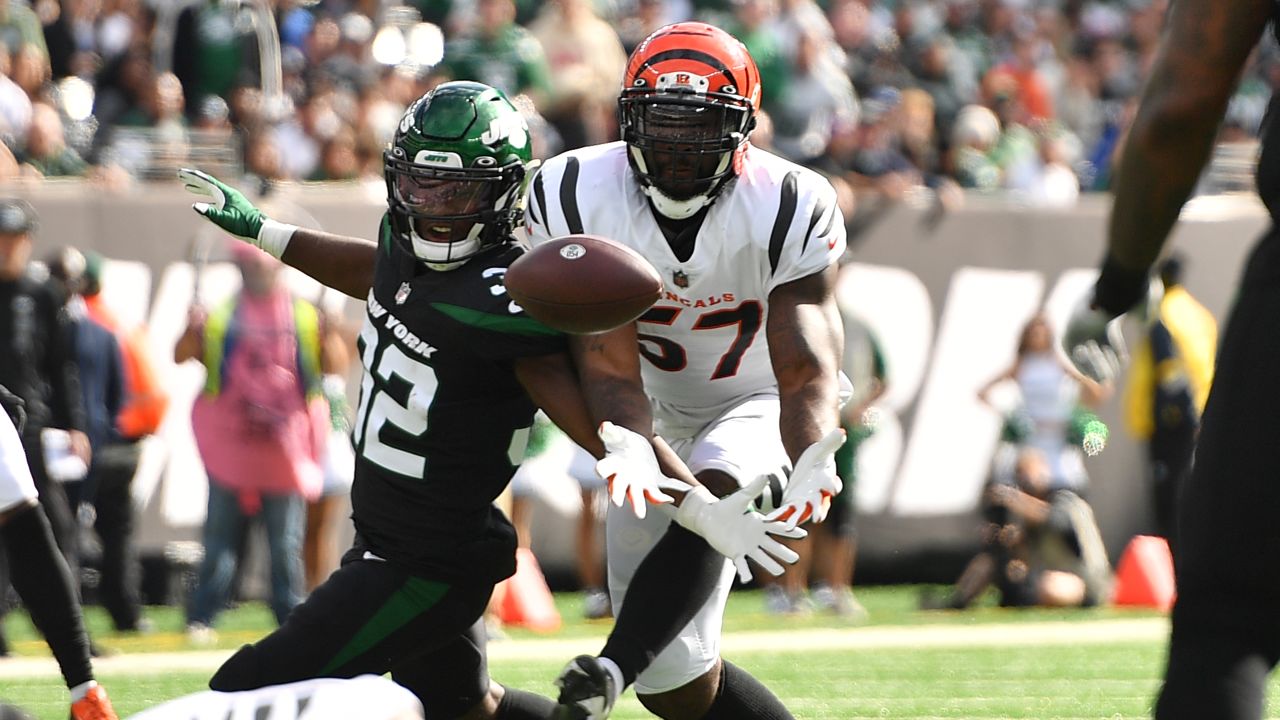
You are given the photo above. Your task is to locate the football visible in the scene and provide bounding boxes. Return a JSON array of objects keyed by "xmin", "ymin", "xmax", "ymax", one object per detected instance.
[{"xmin": 506, "ymin": 234, "xmax": 663, "ymax": 334}]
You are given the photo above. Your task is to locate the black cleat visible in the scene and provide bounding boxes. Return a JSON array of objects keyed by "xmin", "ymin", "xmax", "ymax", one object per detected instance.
[{"xmin": 552, "ymin": 654, "xmax": 618, "ymax": 720}]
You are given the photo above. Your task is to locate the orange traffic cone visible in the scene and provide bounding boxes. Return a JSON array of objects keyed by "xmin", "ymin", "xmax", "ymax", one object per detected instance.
[
  {"xmin": 1111, "ymin": 535, "xmax": 1176, "ymax": 611},
  {"xmin": 495, "ymin": 548, "xmax": 562, "ymax": 633}
]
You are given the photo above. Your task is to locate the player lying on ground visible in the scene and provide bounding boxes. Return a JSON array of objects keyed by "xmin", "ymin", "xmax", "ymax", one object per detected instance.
[{"xmin": 176, "ymin": 80, "xmax": 800, "ymax": 720}]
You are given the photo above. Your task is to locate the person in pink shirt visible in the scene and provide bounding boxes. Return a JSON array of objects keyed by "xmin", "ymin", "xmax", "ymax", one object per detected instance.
[{"xmin": 175, "ymin": 241, "xmax": 339, "ymax": 639}]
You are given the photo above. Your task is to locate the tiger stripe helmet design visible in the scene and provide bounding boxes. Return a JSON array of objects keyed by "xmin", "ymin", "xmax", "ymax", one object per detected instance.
[{"xmin": 619, "ymin": 22, "xmax": 762, "ymax": 220}]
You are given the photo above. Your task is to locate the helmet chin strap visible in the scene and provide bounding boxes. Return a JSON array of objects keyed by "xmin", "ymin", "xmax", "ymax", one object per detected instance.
[
  {"xmin": 642, "ymin": 185, "xmax": 713, "ymax": 220},
  {"xmin": 410, "ymin": 223, "xmax": 483, "ymax": 272}
]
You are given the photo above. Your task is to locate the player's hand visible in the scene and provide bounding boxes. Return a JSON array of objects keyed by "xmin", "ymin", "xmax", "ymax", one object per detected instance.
[
  {"xmin": 1062, "ymin": 296, "xmax": 1127, "ymax": 383},
  {"xmin": 178, "ymin": 168, "xmax": 266, "ymax": 243},
  {"xmin": 595, "ymin": 421, "xmax": 676, "ymax": 520},
  {"xmin": 766, "ymin": 429, "xmax": 846, "ymax": 530},
  {"xmin": 673, "ymin": 475, "xmax": 807, "ymax": 583}
]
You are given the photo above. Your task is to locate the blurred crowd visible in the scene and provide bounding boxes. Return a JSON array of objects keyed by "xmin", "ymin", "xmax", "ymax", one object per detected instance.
[{"xmin": 1, "ymin": 0, "xmax": 1274, "ymax": 203}]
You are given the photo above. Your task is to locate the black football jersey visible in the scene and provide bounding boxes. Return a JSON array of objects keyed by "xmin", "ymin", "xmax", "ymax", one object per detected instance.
[{"xmin": 349, "ymin": 216, "xmax": 567, "ymax": 583}]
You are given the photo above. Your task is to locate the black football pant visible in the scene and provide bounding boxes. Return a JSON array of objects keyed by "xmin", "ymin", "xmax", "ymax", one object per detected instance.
[
  {"xmin": 209, "ymin": 542, "xmax": 496, "ymax": 717},
  {"xmin": 89, "ymin": 441, "xmax": 144, "ymax": 631},
  {"xmin": 1154, "ymin": 227, "xmax": 1280, "ymax": 719},
  {"xmin": 0, "ymin": 433, "xmax": 81, "ymax": 650}
]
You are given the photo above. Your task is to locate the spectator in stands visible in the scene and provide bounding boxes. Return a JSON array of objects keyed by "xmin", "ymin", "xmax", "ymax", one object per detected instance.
[
  {"xmin": 1056, "ymin": 50, "xmax": 1105, "ymax": 164},
  {"xmin": 990, "ymin": 24, "xmax": 1055, "ymax": 123},
  {"xmin": 174, "ymin": 242, "xmax": 335, "ymax": 642},
  {"xmin": 307, "ymin": 126, "xmax": 363, "ymax": 182},
  {"xmin": 1015, "ymin": 126, "xmax": 1081, "ymax": 208},
  {"xmin": 79, "ymin": 251, "xmax": 168, "ymax": 633},
  {"xmin": 1123, "ymin": 255, "xmax": 1217, "ymax": 547},
  {"xmin": 774, "ymin": 0, "xmax": 836, "ymax": 63},
  {"xmin": 845, "ymin": 87, "xmax": 922, "ymax": 202},
  {"xmin": 19, "ymin": 102, "xmax": 89, "ymax": 177},
  {"xmin": 0, "ymin": 45, "xmax": 32, "ymax": 151},
  {"xmin": 0, "ymin": 198, "xmax": 91, "ymax": 657},
  {"xmin": 439, "ymin": 0, "xmax": 552, "ymax": 107},
  {"xmin": 172, "ymin": 0, "xmax": 258, "ymax": 122},
  {"xmin": 771, "ymin": 26, "xmax": 859, "ymax": 164},
  {"xmin": 948, "ymin": 103, "xmax": 1002, "ymax": 190},
  {"xmin": 616, "ymin": 0, "xmax": 674, "ymax": 54},
  {"xmin": 0, "ymin": 0, "xmax": 49, "ymax": 65},
  {"xmin": 908, "ymin": 35, "xmax": 968, "ymax": 150},
  {"xmin": 9, "ymin": 43, "xmax": 50, "ymax": 103},
  {"xmin": 728, "ymin": 0, "xmax": 790, "ymax": 113},
  {"xmin": 528, "ymin": 0, "xmax": 627, "ymax": 148}
]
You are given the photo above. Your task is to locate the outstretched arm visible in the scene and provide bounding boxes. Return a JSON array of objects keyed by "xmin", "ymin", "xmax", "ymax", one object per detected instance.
[
  {"xmin": 278, "ymin": 230, "xmax": 377, "ymax": 300},
  {"xmin": 568, "ymin": 324, "xmax": 700, "ymax": 488},
  {"xmin": 1101, "ymin": 0, "xmax": 1268, "ymax": 297},
  {"xmin": 179, "ymin": 168, "xmax": 377, "ymax": 299}
]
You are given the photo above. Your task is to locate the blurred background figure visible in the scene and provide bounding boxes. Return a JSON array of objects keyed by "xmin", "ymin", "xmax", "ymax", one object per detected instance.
[
  {"xmin": 1122, "ymin": 254, "xmax": 1217, "ymax": 548},
  {"xmin": 528, "ymin": 0, "xmax": 627, "ymax": 149},
  {"xmin": 43, "ymin": 246, "xmax": 129, "ymax": 632},
  {"xmin": 0, "ymin": 198, "xmax": 90, "ymax": 656},
  {"xmin": 815, "ymin": 307, "xmax": 887, "ymax": 620},
  {"xmin": 173, "ymin": 242, "xmax": 338, "ymax": 642},
  {"xmin": 925, "ymin": 446, "xmax": 1111, "ymax": 610},
  {"xmin": 304, "ymin": 312, "xmax": 353, "ymax": 592},
  {"xmin": 78, "ymin": 251, "xmax": 168, "ymax": 633},
  {"xmin": 440, "ymin": 0, "xmax": 552, "ymax": 108},
  {"xmin": 978, "ymin": 313, "xmax": 1110, "ymax": 496}
]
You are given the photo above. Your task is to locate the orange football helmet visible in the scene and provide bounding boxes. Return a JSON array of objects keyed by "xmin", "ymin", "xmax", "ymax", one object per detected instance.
[{"xmin": 619, "ymin": 22, "xmax": 762, "ymax": 219}]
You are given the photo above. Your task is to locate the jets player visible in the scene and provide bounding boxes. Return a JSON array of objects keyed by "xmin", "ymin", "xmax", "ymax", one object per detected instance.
[
  {"xmin": 177, "ymin": 81, "xmax": 798, "ymax": 718},
  {"xmin": 527, "ymin": 23, "xmax": 847, "ymax": 720}
]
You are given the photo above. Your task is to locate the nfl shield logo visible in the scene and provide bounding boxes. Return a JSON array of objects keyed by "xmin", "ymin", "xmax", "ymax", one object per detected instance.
[
  {"xmin": 672, "ymin": 270, "xmax": 689, "ymax": 289},
  {"xmin": 395, "ymin": 282, "xmax": 412, "ymax": 305}
]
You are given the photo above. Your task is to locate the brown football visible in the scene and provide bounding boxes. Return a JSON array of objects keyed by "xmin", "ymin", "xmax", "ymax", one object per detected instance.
[{"xmin": 506, "ymin": 234, "xmax": 663, "ymax": 334}]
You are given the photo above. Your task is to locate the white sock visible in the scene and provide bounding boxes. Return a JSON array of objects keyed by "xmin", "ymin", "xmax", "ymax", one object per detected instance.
[
  {"xmin": 597, "ymin": 656, "xmax": 624, "ymax": 696},
  {"xmin": 70, "ymin": 680, "xmax": 97, "ymax": 702}
]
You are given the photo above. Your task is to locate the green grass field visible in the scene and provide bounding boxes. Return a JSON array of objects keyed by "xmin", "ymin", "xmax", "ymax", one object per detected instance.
[{"xmin": 1, "ymin": 586, "xmax": 1276, "ymax": 719}]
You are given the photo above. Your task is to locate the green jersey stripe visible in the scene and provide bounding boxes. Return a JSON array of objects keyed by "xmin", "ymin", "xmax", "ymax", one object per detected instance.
[
  {"xmin": 319, "ymin": 576, "xmax": 450, "ymax": 674},
  {"xmin": 430, "ymin": 302, "xmax": 561, "ymax": 336}
]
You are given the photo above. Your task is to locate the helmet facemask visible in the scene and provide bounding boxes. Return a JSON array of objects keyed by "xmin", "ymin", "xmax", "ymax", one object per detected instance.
[
  {"xmin": 620, "ymin": 89, "xmax": 755, "ymax": 219},
  {"xmin": 385, "ymin": 154, "xmax": 524, "ymax": 270}
]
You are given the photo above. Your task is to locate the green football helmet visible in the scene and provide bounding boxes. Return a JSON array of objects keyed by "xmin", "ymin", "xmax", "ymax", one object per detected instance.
[{"xmin": 384, "ymin": 81, "xmax": 532, "ymax": 271}]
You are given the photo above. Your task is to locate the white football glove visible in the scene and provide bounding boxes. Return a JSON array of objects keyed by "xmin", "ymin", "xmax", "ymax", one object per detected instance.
[
  {"xmin": 765, "ymin": 429, "xmax": 846, "ymax": 531},
  {"xmin": 674, "ymin": 475, "xmax": 807, "ymax": 583},
  {"xmin": 1062, "ymin": 296, "xmax": 1127, "ymax": 384},
  {"xmin": 595, "ymin": 421, "xmax": 676, "ymax": 519}
]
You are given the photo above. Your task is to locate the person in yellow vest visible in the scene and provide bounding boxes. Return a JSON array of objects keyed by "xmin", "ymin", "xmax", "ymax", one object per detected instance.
[
  {"xmin": 1123, "ymin": 254, "xmax": 1217, "ymax": 548},
  {"xmin": 174, "ymin": 241, "xmax": 342, "ymax": 642}
]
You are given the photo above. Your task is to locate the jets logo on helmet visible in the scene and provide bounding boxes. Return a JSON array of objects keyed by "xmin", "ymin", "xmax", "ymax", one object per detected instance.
[
  {"xmin": 619, "ymin": 22, "xmax": 761, "ymax": 220},
  {"xmin": 384, "ymin": 81, "xmax": 532, "ymax": 271}
]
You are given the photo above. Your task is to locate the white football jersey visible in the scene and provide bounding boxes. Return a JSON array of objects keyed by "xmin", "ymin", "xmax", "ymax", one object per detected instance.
[{"xmin": 525, "ymin": 141, "xmax": 846, "ymax": 433}]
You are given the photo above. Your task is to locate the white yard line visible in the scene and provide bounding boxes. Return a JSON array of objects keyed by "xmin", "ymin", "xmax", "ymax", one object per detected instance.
[{"xmin": 0, "ymin": 618, "xmax": 1169, "ymax": 680}]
